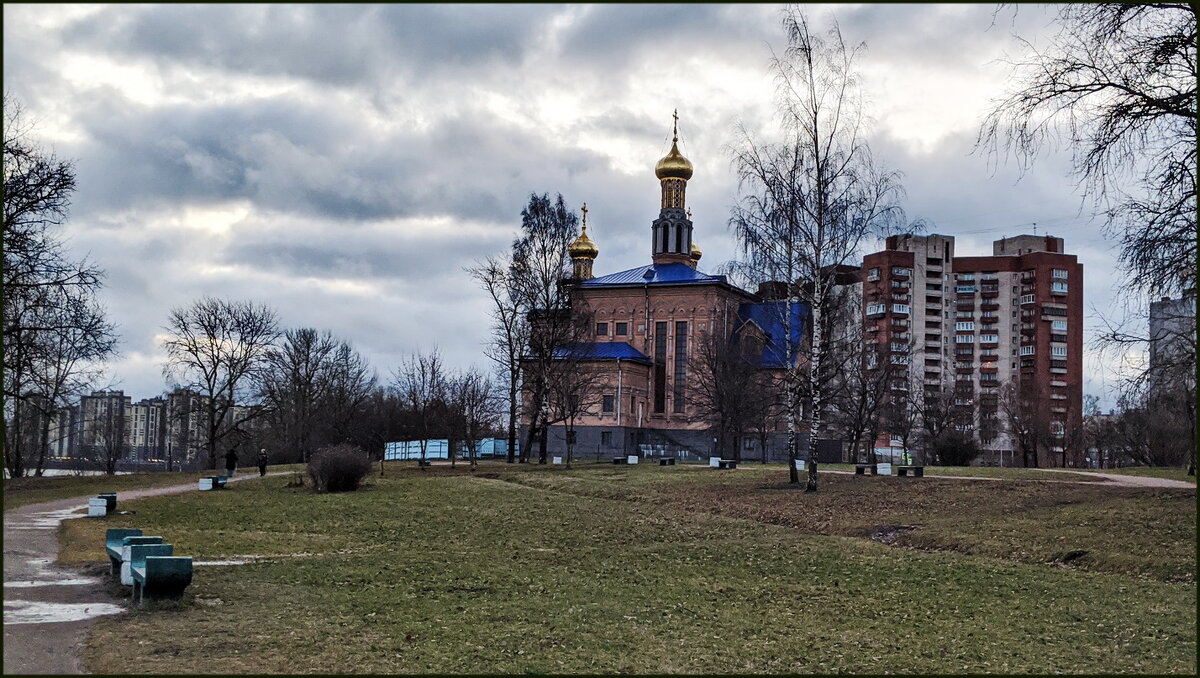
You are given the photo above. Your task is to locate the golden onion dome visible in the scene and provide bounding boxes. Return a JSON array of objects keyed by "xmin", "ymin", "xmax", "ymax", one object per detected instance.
[
  {"xmin": 655, "ymin": 110, "xmax": 694, "ymax": 181},
  {"xmin": 568, "ymin": 204, "xmax": 599, "ymax": 259},
  {"xmin": 690, "ymin": 239, "xmax": 702, "ymax": 261},
  {"xmin": 655, "ymin": 140, "xmax": 693, "ymax": 181}
]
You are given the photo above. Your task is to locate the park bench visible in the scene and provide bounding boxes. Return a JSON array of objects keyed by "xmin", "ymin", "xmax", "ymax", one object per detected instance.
[
  {"xmin": 105, "ymin": 529, "xmax": 143, "ymax": 574},
  {"xmin": 117, "ymin": 536, "xmax": 166, "ymax": 584},
  {"xmin": 199, "ymin": 476, "xmax": 229, "ymax": 491},
  {"xmin": 658, "ymin": 458, "xmax": 676, "ymax": 466},
  {"xmin": 855, "ymin": 464, "xmax": 874, "ymax": 475},
  {"xmin": 896, "ymin": 465, "xmax": 925, "ymax": 477},
  {"xmin": 125, "ymin": 542, "xmax": 173, "ymax": 587},
  {"xmin": 716, "ymin": 459, "xmax": 738, "ymax": 470},
  {"xmin": 88, "ymin": 497, "xmax": 109, "ymax": 517},
  {"xmin": 132, "ymin": 555, "xmax": 193, "ymax": 605},
  {"xmin": 99, "ymin": 492, "xmax": 117, "ymax": 512},
  {"xmin": 417, "ymin": 459, "xmax": 434, "ymax": 467},
  {"xmin": 612, "ymin": 456, "xmax": 627, "ymax": 464}
]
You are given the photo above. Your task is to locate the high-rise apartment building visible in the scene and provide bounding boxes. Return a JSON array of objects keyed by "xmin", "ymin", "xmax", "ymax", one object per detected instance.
[{"xmin": 862, "ymin": 233, "xmax": 1083, "ymax": 466}]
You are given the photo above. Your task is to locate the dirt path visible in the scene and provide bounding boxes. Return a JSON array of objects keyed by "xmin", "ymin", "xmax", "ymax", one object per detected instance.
[
  {"xmin": 2, "ymin": 472, "xmax": 284, "ymax": 675},
  {"xmin": 822, "ymin": 467, "xmax": 1195, "ymax": 488}
]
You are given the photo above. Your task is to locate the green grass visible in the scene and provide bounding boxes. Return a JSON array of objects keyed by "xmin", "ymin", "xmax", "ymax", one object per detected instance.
[{"xmin": 63, "ymin": 463, "xmax": 1195, "ymax": 674}]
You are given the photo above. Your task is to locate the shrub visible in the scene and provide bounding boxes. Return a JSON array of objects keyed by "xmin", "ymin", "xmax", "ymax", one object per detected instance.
[
  {"xmin": 932, "ymin": 431, "xmax": 982, "ymax": 466},
  {"xmin": 307, "ymin": 444, "xmax": 372, "ymax": 493}
]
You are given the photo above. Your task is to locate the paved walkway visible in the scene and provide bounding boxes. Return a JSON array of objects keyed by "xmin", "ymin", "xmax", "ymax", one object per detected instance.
[
  {"xmin": 2, "ymin": 472, "xmax": 282, "ymax": 675},
  {"xmin": 822, "ymin": 467, "xmax": 1196, "ymax": 488}
]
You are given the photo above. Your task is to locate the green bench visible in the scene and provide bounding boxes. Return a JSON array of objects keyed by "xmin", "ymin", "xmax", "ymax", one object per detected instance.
[
  {"xmin": 105, "ymin": 529, "xmax": 144, "ymax": 574},
  {"xmin": 896, "ymin": 465, "xmax": 925, "ymax": 477},
  {"xmin": 133, "ymin": 556, "xmax": 193, "ymax": 604},
  {"xmin": 117, "ymin": 536, "xmax": 166, "ymax": 584}
]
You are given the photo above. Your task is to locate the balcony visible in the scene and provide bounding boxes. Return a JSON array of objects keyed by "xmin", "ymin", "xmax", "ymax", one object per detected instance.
[
  {"xmin": 891, "ymin": 267, "xmax": 912, "ymax": 279},
  {"xmin": 891, "ymin": 304, "xmax": 911, "ymax": 315},
  {"xmin": 892, "ymin": 294, "xmax": 911, "ymax": 303}
]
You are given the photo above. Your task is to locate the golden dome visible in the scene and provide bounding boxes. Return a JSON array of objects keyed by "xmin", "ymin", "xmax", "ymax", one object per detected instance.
[
  {"xmin": 655, "ymin": 110, "xmax": 693, "ymax": 181},
  {"xmin": 568, "ymin": 204, "xmax": 598, "ymax": 259},
  {"xmin": 690, "ymin": 239, "xmax": 702, "ymax": 261}
]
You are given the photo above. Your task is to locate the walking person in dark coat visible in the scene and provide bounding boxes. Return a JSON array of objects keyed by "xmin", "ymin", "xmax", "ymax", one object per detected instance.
[
  {"xmin": 257, "ymin": 448, "xmax": 269, "ymax": 477},
  {"xmin": 224, "ymin": 448, "xmax": 238, "ymax": 477}
]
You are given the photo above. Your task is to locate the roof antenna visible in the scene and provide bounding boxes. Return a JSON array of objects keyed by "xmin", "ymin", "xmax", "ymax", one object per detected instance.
[{"xmin": 1032, "ymin": 221, "xmax": 1038, "ymax": 236}]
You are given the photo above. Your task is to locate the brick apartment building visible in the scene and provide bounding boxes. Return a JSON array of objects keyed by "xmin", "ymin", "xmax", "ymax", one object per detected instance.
[{"xmin": 861, "ymin": 233, "xmax": 1084, "ymax": 466}]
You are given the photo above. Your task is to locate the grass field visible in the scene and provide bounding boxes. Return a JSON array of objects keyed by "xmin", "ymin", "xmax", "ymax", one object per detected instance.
[{"xmin": 58, "ymin": 461, "xmax": 1195, "ymax": 674}]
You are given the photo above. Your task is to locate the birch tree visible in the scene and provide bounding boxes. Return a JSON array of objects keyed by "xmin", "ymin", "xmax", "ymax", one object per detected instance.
[{"xmin": 729, "ymin": 7, "xmax": 904, "ymax": 489}]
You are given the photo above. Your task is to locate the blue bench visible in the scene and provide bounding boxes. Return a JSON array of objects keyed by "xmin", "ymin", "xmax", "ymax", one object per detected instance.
[
  {"xmin": 105, "ymin": 529, "xmax": 143, "ymax": 574},
  {"xmin": 133, "ymin": 556, "xmax": 194, "ymax": 604},
  {"xmin": 127, "ymin": 544, "xmax": 174, "ymax": 601}
]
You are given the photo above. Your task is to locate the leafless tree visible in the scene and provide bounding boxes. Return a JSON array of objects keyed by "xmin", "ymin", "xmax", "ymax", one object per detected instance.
[
  {"xmin": 468, "ymin": 254, "xmax": 530, "ymax": 464},
  {"xmin": 446, "ymin": 367, "xmax": 499, "ymax": 468},
  {"xmin": 728, "ymin": 7, "xmax": 905, "ymax": 489},
  {"xmin": 543, "ymin": 349, "xmax": 604, "ymax": 468},
  {"xmin": 322, "ymin": 340, "xmax": 378, "ymax": 447},
  {"xmin": 393, "ymin": 348, "xmax": 447, "ymax": 468},
  {"xmin": 82, "ymin": 398, "xmax": 128, "ymax": 475},
  {"xmin": 3, "ymin": 96, "xmax": 116, "ymax": 477},
  {"xmin": 259, "ymin": 328, "xmax": 338, "ymax": 463},
  {"xmin": 979, "ymin": 4, "xmax": 1196, "ymax": 297},
  {"xmin": 999, "ymin": 380, "xmax": 1047, "ymax": 467},
  {"xmin": 161, "ymin": 297, "xmax": 280, "ymax": 470}
]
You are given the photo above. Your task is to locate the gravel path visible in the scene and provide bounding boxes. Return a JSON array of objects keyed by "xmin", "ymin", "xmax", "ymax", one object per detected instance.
[{"xmin": 2, "ymin": 472, "xmax": 283, "ymax": 675}]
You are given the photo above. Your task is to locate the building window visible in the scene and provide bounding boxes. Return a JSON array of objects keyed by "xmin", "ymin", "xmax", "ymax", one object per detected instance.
[
  {"xmin": 602, "ymin": 395, "xmax": 615, "ymax": 413},
  {"xmin": 867, "ymin": 267, "xmax": 880, "ymax": 281},
  {"xmin": 955, "ymin": 322, "xmax": 975, "ymax": 331},
  {"xmin": 1050, "ymin": 281, "xmax": 1068, "ymax": 294},
  {"xmin": 1052, "ymin": 269, "xmax": 1068, "ymax": 279},
  {"xmin": 616, "ymin": 322, "xmax": 629, "ymax": 336},
  {"xmin": 600, "ymin": 431, "xmax": 613, "ymax": 446},
  {"xmin": 596, "ymin": 322, "xmax": 608, "ymax": 336},
  {"xmin": 673, "ymin": 321, "xmax": 687, "ymax": 413},
  {"xmin": 956, "ymin": 285, "xmax": 976, "ymax": 294},
  {"xmin": 958, "ymin": 273, "xmax": 975, "ymax": 281},
  {"xmin": 1051, "ymin": 320, "xmax": 1067, "ymax": 331},
  {"xmin": 654, "ymin": 322, "xmax": 667, "ymax": 413},
  {"xmin": 1051, "ymin": 345, "xmax": 1067, "ymax": 357},
  {"xmin": 892, "ymin": 304, "xmax": 911, "ymax": 314},
  {"xmin": 1020, "ymin": 294, "xmax": 1036, "ymax": 305},
  {"xmin": 980, "ymin": 334, "xmax": 999, "ymax": 343},
  {"xmin": 1020, "ymin": 345, "xmax": 1035, "ymax": 356},
  {"xmin": 955, "ymin": 335, "xmax": 974, "ymax": 343},
  {"xmin": 867, "ymin": 303, "xmax": 886, "ymax": 315}
]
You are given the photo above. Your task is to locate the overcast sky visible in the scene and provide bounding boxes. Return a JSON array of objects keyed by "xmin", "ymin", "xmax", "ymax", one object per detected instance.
[{"xmin": 4, "ymin": 3, "xmax": 1135, "ymax": 408}]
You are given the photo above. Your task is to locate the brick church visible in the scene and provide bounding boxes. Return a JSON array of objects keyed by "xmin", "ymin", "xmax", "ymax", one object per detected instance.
[{"xmin": 521, "ymin": 117, "xmax": 806, "ymax": 462}]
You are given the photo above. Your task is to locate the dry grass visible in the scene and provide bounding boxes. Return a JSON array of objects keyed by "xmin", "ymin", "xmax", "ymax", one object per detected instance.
[{"xmin": 68, "ymin": 462, "xmax": 1195, "ymax": 674}]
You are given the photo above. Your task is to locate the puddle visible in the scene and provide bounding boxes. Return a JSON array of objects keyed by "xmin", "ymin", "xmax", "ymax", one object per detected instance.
[
  {"xmin": 3, "ymin": 600, "xmax": 124, "ymax": 625},
  {"xmin": 194, "ymin": 560, "xmax": 252, "ymax": 566},
  {"xmin": 4, "ymin": 577, "xmax": 99, "ymax": 587},
  {"xmin": 6, "ymin": 508, "xmax": 88, "ymax": 530}
]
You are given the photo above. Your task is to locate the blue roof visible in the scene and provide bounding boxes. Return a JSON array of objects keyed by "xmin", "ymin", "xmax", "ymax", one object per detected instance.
[
  {"xmin": 581, "ymin": 263, "xmax": 729, "ymax": 287},
  {"xmin": 736, "ymin": 300, "xmax": 809, "ymax": 368},
  {"xmin": 550, "ymin": 342, "xmax": 652, "ymax": 364}
]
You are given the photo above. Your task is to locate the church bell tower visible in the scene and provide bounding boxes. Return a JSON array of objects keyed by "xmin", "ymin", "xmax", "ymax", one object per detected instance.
[{"xmin": 651, "ymin": 110, "xmax": 695, "ymax": 266}]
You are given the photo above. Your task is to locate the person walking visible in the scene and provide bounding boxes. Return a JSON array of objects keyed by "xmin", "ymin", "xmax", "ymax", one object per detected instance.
[
  {"xmin": 257, "ymin": 448, "xmax": 269, "ymax": 477},
  {"xmin": 224, "ymin": 448, "xmax": 238, "ymax": 477}
]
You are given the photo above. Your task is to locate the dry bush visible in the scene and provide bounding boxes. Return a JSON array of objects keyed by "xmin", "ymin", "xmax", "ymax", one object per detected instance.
[{"xmin": 307, "ymin": 444, "xmax": 372, "ymax": 493}]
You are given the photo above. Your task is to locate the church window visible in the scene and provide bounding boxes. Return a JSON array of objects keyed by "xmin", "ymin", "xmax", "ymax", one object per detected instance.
[
  {"xmin": 673, "ymin": 321, "xmax": 687, "ymax": 413},
  {"xmin": 616, "ymin": 322, "xmax": 628, "ymax": 336},
  {"xmin": 654, "ymin": 322, "xmax": 667, "ymax": 413},
  {"xmin": 596, "ymin": 322, "xmax": 608, "ymax": 336},
  {"xmin": 600, "ymin": 431, "xmax": 613, "ymax": 446},
  {"xmin": 602, "ymin": 395, "xmax": 615, "ymax": 413},
  {"xmin": 675, "ymin": 224, "xmax": 684, "ymax": 253}
]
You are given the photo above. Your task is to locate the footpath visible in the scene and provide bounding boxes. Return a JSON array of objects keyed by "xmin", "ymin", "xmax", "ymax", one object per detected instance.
[{"xmin": 3, "ymin": 472, "xmax": 282, "ymax": 675}]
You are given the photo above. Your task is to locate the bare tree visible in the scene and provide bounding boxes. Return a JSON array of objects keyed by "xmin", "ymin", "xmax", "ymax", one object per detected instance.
[
  {"xmin": 999, "ymin": 380, "xmax": 1047, "ymax": 468},
  {"xmin": 446, "ymin": 367, "xmax": 498, "ymax": 468},
  {"xmin": 3, "ymin": 96, "xmax": 116, "ymax": 477},
  {"xmin": 82, "ymin": 397, "xmax": 129, "ymax": 475},
  {"xmin": 467, "ymin": 254, "xmax": 530, "ymax": 464},
  {"xmin": 322, "ymin": 340, "xmax": 378, "ymax": 447},
  {"xmin": 259, "ymin": 328, "xmax": 338, "ymax": 463},
  {"xmin": 393, "ymin": 348, "xmax": 447, "ymax": 468},
  {"xmin": 728, "ymin": 8, "xmax": 905, "ymax": 490},
  {"xmin": 979, "ymin": 4, "xmax": 1196, "ymax": 297},
  {"xmin": 161, "ymin": 297, "xmax": 280, "ymax": 470},
  {"xmin": 688, "ymin": 316, "xmax": 772, "ymax": 461}
]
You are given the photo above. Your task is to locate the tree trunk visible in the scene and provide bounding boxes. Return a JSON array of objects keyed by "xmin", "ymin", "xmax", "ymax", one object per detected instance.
[
  {"xmin": 806, "ymin": 299, "xmax": 823, "ymax": 493},
  {"xmin": 507, "ymin": 374, "xmax": 518, "ymax": 463}
]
